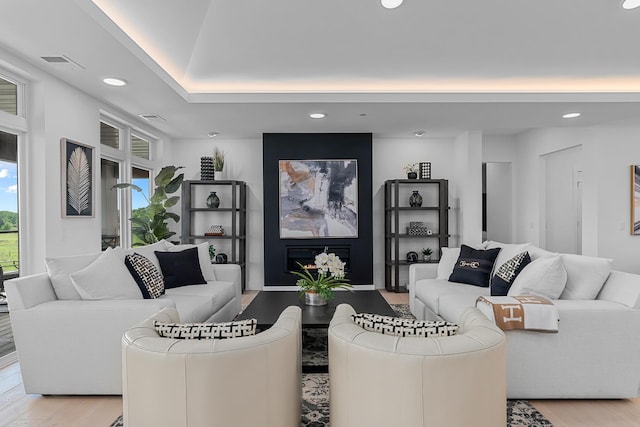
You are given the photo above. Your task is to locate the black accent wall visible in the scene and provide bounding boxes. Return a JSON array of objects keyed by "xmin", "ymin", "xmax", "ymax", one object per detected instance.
[{"xmin": 263, "ymin": 133, "xmax": 373, "ymax": 285}]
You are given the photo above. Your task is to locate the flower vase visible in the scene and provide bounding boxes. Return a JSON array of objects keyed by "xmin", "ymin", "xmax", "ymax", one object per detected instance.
[
  {"xmin": 409, "ymin": 190, "xmax": 423, "ymax": 207},
  {"xmin": 214, "ymin": 170, "xmax": 224, "ymax": 181},
  {"xmin": 206, "ymin": 191, "xmax": 220, "ymax": 208},
  {"xmin": 305, "ymin": 291, "xmax": 327, "ymax": 306}
]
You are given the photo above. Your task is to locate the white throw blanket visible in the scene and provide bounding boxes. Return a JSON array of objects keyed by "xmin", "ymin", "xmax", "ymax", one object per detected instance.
[{"xmin": 476, "ymin": 295, "xmax": 559, "ymax": 332}]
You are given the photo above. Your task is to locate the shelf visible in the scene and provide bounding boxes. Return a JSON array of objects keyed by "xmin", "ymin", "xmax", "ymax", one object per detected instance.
[
  {"xmin": 386, "ymin": 260, "xmax": 440, "ymax": 266},
  {"xmin": 187, "ymin": 180, "xmax": 247, "ymax": 185},
  {"xmin": 385, "ymin": 206, "xmax": 441, "ymax": 211},
  {"xmin": 190, "ymin": 235, "xmax": 246, "ymax": 240},
  {"xmin": 189, "ymin": 207, "xmax": 240, "ymax": 212},
  {"xmin": 385, "ymin": 233, "xmax": 447, "ymax": 239}
]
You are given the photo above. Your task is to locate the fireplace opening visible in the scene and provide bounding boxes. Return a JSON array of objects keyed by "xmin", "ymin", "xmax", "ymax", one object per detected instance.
[{"xmin": 286, "ymin": 246, "xmax": 351, "ymax": 274}]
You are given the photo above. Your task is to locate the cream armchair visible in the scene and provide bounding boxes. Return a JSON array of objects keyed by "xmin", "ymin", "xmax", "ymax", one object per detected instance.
[
  {"xmin": 122, "ymin": 306, "xmax": 302, "ymax": 427},
  {"xmin": 328, "ymin": 304, "xmax": 506, "ymax": 427}
]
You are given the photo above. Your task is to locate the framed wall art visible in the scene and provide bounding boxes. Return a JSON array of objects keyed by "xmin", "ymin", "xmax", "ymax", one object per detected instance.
[
  {"xmin": 279, "ymin": 159, "xmax": 358, "ymax": 238},
  {"xmin": 632, "ymin": 165, "xmax": 640, "ymax": 235},
  {"xmin": 61, "ymin": 138, "xmax": 94, "ymax": 217}
]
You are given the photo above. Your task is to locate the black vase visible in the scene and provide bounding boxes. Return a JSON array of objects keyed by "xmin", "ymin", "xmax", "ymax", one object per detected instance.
[
  {"xmin": 407, "ymin": 172, "xmax": 418, "ymax": 179},
  {"xmin": 409, "ymin": 190, "xmax": 423, "ymax": 207},
  {"xmin": 215, "ymin": 253, "xmax": 228, "ymax": 264},
  {"xmin": 206, "ymin": 191, "xmax": 220, "ymax": 208}
]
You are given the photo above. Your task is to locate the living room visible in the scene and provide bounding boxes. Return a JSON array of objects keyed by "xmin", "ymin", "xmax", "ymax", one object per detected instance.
[{"xmin": 2, "ymin": 1, "xmax": 640, "ymax": 426}]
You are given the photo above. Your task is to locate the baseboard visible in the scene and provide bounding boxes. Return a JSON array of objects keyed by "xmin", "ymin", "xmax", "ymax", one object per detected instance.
[{"xmin": 0, "ymin": 351, "xmax": 17, "ymax": 369}]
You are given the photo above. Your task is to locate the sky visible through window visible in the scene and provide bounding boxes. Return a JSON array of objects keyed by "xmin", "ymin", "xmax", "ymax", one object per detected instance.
[
  {"xmin": 131, "ymin": 177, "xmax": 149, "ymax": 210},
  {"xmin": 0, "ymin": 160, "xmax": 17, "ymax": 213}
]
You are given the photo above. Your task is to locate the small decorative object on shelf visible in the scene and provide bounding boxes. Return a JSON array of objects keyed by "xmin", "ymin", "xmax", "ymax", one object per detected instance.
[
  {"xmin": 215, "ymin": 253, "xmax": 228, "ymax": 264},
  {"xmin": 406, "ymin": 251, "xmax": 419, "ymax": 263},
  {"xmin": 427, "ymin": 229, "xmax": 433, "ymax": 235},
  {"xmin": 419, "ymin": 162, "xmax": 432, "ymax": 179},
  {"xmin": 292, "ymin": 251, "xmax": 352, "ymax": 306},
  {"xmin": 206, "ymin": 191, "xmax": 220, "ymax": 208},
  {"xmin": 421, "ymin": 247, "xmax": 433, "ymax": 261},
  {"xmin": 404, "ymin": 163, "xmax": 418, "ymax": 179},
  {"xmin": 205, "ymin": 225, "xmax": 224, "ymax": 236},
  {"xmin": 408, "ymin": 190, "xmax": 423, "ymax": 207},
  {"xmin": 208, "ymin": 244, "xmax": 216, "ymax": 261},
  {"xmin": 201, "ymin": 157, "xmax": 214, "ymax": 181},
  {"xmin": 213, "ymin": 147, "xmax": 225, "ymax": 180},
  {"xmin": 408, "ymin": 221, "xmax": 430, "ymax": 236}
]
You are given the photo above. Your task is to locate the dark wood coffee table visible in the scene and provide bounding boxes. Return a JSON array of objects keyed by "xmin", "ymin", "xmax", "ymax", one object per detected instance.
[{"xmin": 236, "ymin": 290, "xmax": 397, "ymax": 330}]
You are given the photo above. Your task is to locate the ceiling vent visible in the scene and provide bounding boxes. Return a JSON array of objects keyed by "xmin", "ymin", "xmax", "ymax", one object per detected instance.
[
  {"xmin": 40, "ymin": 55, "xmax": 85, "ymax": 70},
  {"xmin": 138, "ymin": 114, "xmax": 166, "ymax": 122}
]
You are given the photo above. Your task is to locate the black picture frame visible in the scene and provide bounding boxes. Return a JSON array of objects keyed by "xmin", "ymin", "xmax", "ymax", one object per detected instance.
[{"xmin": 61, "ymin": 138, "xmax": 94, "ymax": 218}]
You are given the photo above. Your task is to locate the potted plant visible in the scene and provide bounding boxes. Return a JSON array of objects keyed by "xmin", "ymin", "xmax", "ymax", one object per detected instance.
[
  {"xmin": 404, "ymin": 163, "xmax": 418, "ymax": 179},
  {"xmin": 213, "ymin": 147, "xmax": 225, "ymax": 180},
  {"xmin": 291, "ymin": 251, "xmax": 352, "ymax": 305},
  {"xmin": 113, "ymin": 166, "xmax": 184, "ymax": 246},
  {"xmin": 421, "ymin": 247, "xmax": 433, "ymax": 261}
]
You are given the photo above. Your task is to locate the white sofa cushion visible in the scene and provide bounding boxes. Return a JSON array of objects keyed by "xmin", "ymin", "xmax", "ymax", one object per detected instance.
[
  {"xmin": 559, "ymin": 253, "xmax": 613, "ymax": 300},
  {"xmin": 508, "ymin": 255, "xmax": 567, "ymax": 300},
  {"xmin": 123, "ymin": 240, "xmax": 169, "ymax": 272},
  {"xmin": 70, "ymin": 248, "xmax": 143, "ymax": 300},
  {"xmin": 484, "ymin": 241, "xmax": 531, "ymax": 277},
  {"xmin": 166, "ymin": 242, "xmax": 216, "ymax": 281},
  {"xmin": 414, "ymin": 278, "xmax": 490, "ymax": 316},
  {"xmin": 45, "ymin": 251, "xmax": 101, "ymax": 300}
]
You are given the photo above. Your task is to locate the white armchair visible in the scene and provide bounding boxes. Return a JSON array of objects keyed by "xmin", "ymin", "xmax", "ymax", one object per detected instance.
[
  {"xmin": 328, "ymin": 304, "xmax": 506, "ymax": 427},
  {"xmin": 122, "ymin": 305, "xmax": 302, "ymax": 427}
]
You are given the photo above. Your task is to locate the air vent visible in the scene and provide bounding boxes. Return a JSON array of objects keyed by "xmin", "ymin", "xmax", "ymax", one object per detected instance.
[
  {"xmin": 40, "ymin": 55, "xmax": 85, "ymax": 70},
  {"xmin": 138, "ymin": 114, "xmax": 166, "ymax": 122}
]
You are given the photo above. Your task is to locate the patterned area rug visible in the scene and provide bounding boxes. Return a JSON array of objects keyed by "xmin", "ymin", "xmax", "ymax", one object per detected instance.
[{"xmin": 111, "ymin": 303, "xmax": 553, "ymax": 426}]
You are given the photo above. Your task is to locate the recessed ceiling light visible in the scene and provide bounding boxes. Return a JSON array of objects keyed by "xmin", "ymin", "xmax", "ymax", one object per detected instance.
[
  {"xmin": 309, "ymin": 113, "xmax": 326, "ymax": 119},
  {"xmin": 413, "ymin": 131, "xmax": 425, "ymax": 137},
  {"xmin": 562, "ymin": 112, "xmax": 581, "ymax": 119},
  {"xmin": 103, "ymin": 77, "xmax": 127, "ymax": 87},
  {"xmin": 622, "ymin": 0, "xmax": 640, "ymax": 10},
  {"xmin": 381, "ymin": 0, "xmax": 404, "ymax": 9},
  {"xmin": 207, "ymin": 131, "xmax": 219, "ymax": 138}
]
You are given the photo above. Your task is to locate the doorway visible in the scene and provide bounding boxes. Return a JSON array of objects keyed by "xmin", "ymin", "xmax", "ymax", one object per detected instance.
[{"xmin": 483, "ymin": 162, "xmax": 513, "ymax": 243}]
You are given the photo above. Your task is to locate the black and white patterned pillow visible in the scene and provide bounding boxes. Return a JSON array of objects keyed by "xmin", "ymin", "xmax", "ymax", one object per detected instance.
[
  {"xmin": 124, "ymin": 253, "xmax": 165, "ymax": 299},
  {"xmin": 490, "ymin": 251, "xmax": 532, "ymax": 296},
  {"xmin": 154, "ymin": 319, "xmax": 258, "ymax": 340},
  {"xmin": 352, "ymin": 313, "xmax": 458, "ymax": 338}
]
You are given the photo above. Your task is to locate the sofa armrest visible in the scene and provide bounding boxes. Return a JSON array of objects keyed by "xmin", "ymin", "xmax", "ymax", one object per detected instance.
[
  {"xmin": 597, "ymin": 270, "xmax": 640, "ymax": 309},
  {"xmin": 4, "ymin": 273, "xmax": 57, "ymax": 310},
  {"xmin": 212, "ymin": 264, "xmax": 242, "ymax": 301}
]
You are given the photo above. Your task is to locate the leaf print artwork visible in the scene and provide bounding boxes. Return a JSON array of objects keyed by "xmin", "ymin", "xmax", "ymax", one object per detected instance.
[{"xmin": 67, "ymin": 146, "xmax": 91, "ymax": 215}]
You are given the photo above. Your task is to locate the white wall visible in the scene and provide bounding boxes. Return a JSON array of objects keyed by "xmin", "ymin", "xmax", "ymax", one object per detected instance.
[{"xmin": 453, "ymin": 131, "xmax": 483, "ymax": 246}]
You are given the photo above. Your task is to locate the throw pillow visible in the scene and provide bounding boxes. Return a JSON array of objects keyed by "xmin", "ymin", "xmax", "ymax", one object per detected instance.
[
  {"xmin": 69, "ymin": 248, "xmax": 143, "ymax": 300},
  {"xmin": 448, "ymin": 245, "xmax": 501, "ymax": 287},
  {"xmin": 123, "ymin": 240, "xmax": 169, "ymax": 273},
  {"xmin": 490, "ymin": 251, "xmax": 532, "ymax": 296},
  {"xmin": 155, "ymin": 247, "xmax": 207, "ymax": 289},
  {"xmin": 45, "ymin": 251, "xmax": 102, "ymax": 300},
  {"xmin": 508, "ymin": 255, "xmax": 567, "ymax": 300},
  {"xmin": 166, "ymin": 242, "xmax": 216, "ymax": 281},
  {"xmin": 125, "ymin": 253, "xmax": 165, "ymax": 299},
  {"xmin": 154, "ymin": 319, "xmax": 257, "ymax": 339},
  {"xmin": 436, "ymin": 247, "xmax": 460, "ymax": 280},
  {"xmin": 484, "ymin": 241, "xmax": 531, "ymax": 277},
  {"xmin": 352, "ymin": 313, "xmax": 458, "ymax": 337},
  {"xmin": 559, "ymin": 254, "xmax": 613, "ymax": 300}
]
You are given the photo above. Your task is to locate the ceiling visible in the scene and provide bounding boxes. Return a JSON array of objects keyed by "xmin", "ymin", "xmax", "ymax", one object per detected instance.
[{"xmin": 1, "ymin": 0, "xmax": 640, "ymax": 139}]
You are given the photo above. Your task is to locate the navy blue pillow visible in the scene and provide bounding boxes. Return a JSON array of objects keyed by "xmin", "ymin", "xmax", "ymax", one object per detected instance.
[
  {"xmin": 155, "ymin": 247, "xmax": 206, "ymax": 289},
  {"xmin": 490, "ymin": 252, "xmax": 532, "ymax": 296},
  {"xmin": 448, "ymin": 245, "xmax": 501, "ymax": 287}
]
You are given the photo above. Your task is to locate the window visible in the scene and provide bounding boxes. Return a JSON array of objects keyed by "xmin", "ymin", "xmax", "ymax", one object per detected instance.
[
  {"xmin": 131, "ymin": 134, "xmax": 150, "ymax": 160},
  {"xmin": 0, "ymin": 130, "xmax": 18, "ymax": 275},
  {"xmin": 0, "ymin": 76, "xmax": 18, "ymax": 116},
  {"xmin": 100, "ymin": 159, "xmax": 120, "ymax": 250},
  {"xmin": 100, "ymin": 122, "xmax": 119, "ymax": 150},
  {"xmin": 131, "ymin": 167, "xmax": 150, "ymax": 246}
]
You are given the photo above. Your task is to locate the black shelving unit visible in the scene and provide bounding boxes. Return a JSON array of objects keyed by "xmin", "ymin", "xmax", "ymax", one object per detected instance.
[
  {"xmin": 384, "ymin": 179, "xmax": 449, "ymax": 292},
  {"xmin": 181, "ymin": 180, "xmax": 247, "ymax": 290}
]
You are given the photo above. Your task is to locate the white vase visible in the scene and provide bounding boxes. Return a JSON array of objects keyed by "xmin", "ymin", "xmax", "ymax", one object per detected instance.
[
  {"xmin": 214, "ymin": 170, "xmax": 224, "ymax": 180},
  {"xmin": 305, "ymin": 292, "xmax": 327, "ymax": 306}
]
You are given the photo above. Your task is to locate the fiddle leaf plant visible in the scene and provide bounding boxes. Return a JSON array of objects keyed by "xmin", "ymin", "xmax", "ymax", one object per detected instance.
[{"xmin": 113, "ymin": 166, "xmax": 185, "ymax": 246}]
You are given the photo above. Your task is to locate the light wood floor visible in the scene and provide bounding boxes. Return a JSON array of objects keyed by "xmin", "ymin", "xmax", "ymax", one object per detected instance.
[{"xmin": 0, "ymin": 290, "xmax": 638, "ymax": 427}]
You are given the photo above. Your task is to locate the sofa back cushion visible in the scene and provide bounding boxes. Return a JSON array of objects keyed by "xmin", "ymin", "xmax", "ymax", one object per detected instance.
[
  {"xmin": 448, "ymin": 245, "xmax": 501, "ymax": 287},
  {"xmin": 45, "ymin": 251, "xmax": 102, "ymax": 300},
  {"xmin": 508, "ymin": 255, "xmax": 567, "ymax": 300},
  {"xmin": 155, "ymin": 247, "xmax": 207, "ymax": 289},
  {"xmin": 484, "ymin": 241, "xmax": 531, "ymax": 278},
  {"xmin": 166, "ymin": 242, "xmax": 216, "ymax": 281},
  {"xmin": 559, "ymin": 253, "xmax": 613, "ymax": 300},
  {"xmin": 123, "ymin": 240, "xmax": 169, "ymax": 272}
]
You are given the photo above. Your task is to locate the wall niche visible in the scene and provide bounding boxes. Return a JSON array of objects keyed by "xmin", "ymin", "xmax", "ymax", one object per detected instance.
[{"xmin": 263, "ymin": 133, "xmax": 373, "ymax": 286}]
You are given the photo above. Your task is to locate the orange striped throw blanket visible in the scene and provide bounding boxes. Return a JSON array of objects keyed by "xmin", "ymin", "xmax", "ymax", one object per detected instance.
[{"xmin": 475, "ymin": 295, "xmax": 559, "ymax": 332}]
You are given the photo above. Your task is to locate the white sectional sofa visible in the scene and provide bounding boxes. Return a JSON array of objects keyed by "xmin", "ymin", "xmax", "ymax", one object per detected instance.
[
  {"xmin": 5, "ymin": 240, "xmax": 242, "ymax": 395},
  {"xmin": 409, "ymin": 242, "xmax": 640, "ymax": 399}
]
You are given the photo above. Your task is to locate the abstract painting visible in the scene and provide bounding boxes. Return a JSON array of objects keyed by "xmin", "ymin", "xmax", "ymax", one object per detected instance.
[
  {"xmin": 62, "ymin": 138, "xmax": 94, "ymax": 217},
  {"xmin": 279, "ymin": 159, "xmax": 357, "ymax": 238},
  {"xmin": 632, "ymin": 165, "xmax": 640, "ymax": 235}
]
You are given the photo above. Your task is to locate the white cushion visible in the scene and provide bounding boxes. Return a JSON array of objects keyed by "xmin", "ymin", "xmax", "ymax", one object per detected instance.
[
  {"xmin": 70, "ymin": 248, "xmax": 143, "ymax": 300},
  {"xmin": 559, "ymin": 253, "xmax": 613, "ymax": 300},
  {"xmin": 484, "ymin": 241, "xmax": 531, "ymax": 277},
  {"xmin": 508, "ymin": 255, "xmax": 567, "ymax": 300},
  {"xmin": 436, "ymin": 247, "xmax": 460, "ymax": 280},
  {"xmin": 527, "ymin": 245, "xmax": 554, "ymax": 261},
  {"xmin": 123, "ymin": 240, "xmax": 169, "ymax": 272},
  {"xmin": 45, "ymin": 252, "xmax": 102, "ymax": 300},
  {"xmin": 166, "ymin": 242, "xmax": 216, "ymax": 281}
]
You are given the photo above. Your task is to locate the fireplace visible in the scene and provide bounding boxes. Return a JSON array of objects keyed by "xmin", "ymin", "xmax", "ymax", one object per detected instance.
[{"xmin": 286, "ymin": 246, "xmax": 351, "ymax": 273}]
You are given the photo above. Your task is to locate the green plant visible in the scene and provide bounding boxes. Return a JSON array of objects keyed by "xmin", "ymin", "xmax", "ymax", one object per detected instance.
[
  {"xmin": 291, "ymin": 252, "xmax": 352, "ymax": 301},
  {"xmin": 421, "ymin": 247, "xmax": 433, "ymax": 256},
  {"xmin": 403, "ymin": 163, "xmax": 418, "ymax": 174},
  {"xmin": 113, "ymin": 166, "xmax": 184, "ymax": 246},
  {"xmin": 213, "ymin": 147, "xmax": 225, "ymax": 171}
]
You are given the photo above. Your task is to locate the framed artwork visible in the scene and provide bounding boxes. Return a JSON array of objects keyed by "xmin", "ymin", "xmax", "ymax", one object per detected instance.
[
  {"xmin": 279, "ymin": 159, "xmax": 358, "ymax": 238},
  {"xmin": 632, "ymin": 166, "xmax": 640, "ymax": 235},
  {"xmin": 61, "ymin": 138, "xmax": 94, "ymax": 217}
]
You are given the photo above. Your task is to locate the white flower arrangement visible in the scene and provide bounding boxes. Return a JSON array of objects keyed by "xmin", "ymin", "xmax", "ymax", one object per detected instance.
[{"xmin": 292, "ymin": 252, "xmax": 351, "ymax": 301}]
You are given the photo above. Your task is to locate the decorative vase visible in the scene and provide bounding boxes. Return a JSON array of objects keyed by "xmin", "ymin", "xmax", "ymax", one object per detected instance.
[
  {"xmin": 214, "ymin": 170, "xmax": 224, "ymax": 181},
  {"xmin": 206, "ymin": 191, "xmax": 220, "ymax": 208},
  {"xmin": 419, "ymin": 162, "xmax": 432, "ymax": 179},
  {"xmin": 305, "ymin": 291, "xmax": 327, "ymax": 306},
  {"xmin": 200, "ymin": 157, "xmax": 214, "ymax": 181},
  {"xmin": 408, "ymin": 190, "xmax": 423, "ymax": 207},
  {"xmin": 423, "ymin": 254, "xmax": 431, "ymax": 262},
  {"xmin": 407, "ymin": 172, "xmax": 418, "ymax": 179},
  {"xmin": 215, "ymin": 253, "xmax": 228, "ymax": 264}
]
